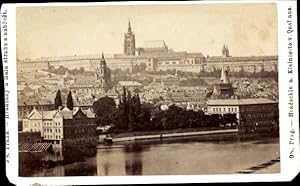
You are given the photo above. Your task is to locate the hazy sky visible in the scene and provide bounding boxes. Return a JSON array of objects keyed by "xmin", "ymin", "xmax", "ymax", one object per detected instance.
[{"xmin": 17, "ymin": 3, "xmax": 278, "ymax": 59}]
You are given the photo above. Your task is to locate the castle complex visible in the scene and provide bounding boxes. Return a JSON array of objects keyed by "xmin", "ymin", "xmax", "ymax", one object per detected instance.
[{"xmin": 17, "ymin": 21, "xmax": 278, "ymax": 74}]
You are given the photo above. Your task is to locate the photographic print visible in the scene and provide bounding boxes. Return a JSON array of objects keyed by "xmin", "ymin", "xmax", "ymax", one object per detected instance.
[{"xmin": 15, "ymin": 2, "xmax": 281, "ymax": 178}]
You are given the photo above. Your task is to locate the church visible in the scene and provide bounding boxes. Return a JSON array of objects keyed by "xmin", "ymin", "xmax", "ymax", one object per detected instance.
[{"xmin": 69, "ymin": 53, "xmax": 110, "ymax": 95}]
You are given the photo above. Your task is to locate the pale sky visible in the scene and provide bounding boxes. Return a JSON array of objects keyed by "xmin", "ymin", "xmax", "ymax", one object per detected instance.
[{"xmin": 16, "ymin": 3, "xmax": 278, "ymax": 59}]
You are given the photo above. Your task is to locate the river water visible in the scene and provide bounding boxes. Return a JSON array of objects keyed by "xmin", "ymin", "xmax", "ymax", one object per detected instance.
[{"xmin": 29, "ymin": 136, "xmax": 280, "ymax": 176}]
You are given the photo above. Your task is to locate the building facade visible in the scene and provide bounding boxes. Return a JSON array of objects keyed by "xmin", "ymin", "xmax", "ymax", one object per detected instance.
[
  {"xmin": 21, "ymin": 107, "xmax": 97, "ymax": 148},
  {"xmin": 207, "ymin": 98, "xmax": 279, "ymax": 134}
]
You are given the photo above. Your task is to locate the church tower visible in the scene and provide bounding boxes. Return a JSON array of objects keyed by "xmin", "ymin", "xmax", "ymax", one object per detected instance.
[
  {"xmin": 96, "ymin": 53, "xmax": 108, "ymax": 88},
  {"xmin": 222, "ymin": 44, "xmax": 229, "ymax": 57},
  {"xmin": 124, "ymin": 21, "xmax": 136, "ymax": 55}
]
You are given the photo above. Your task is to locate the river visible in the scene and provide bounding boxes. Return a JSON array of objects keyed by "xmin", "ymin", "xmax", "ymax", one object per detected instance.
[{"xmin": 27, "ymin": 136, "xmax": 280, "ymax": 176}]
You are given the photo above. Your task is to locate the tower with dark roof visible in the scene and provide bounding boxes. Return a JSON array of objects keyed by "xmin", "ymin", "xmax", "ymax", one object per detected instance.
[
  {"xmin": 95, "ymin": 52, "xmax": 108, "ymax": 88},
  {"xmin": 124, "ymin": 21, "xmax": 136, "ymax": 55},
  {"xmin": 222, "ymin": 44, "xmax": 229, "ymax": 57},
  {"xmin": 212, "ymin": 66, "xmax": 235, "ymax": 98}
]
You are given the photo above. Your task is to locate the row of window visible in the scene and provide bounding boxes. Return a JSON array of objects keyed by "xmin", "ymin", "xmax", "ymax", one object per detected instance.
[
  {"xmin": 45, "ymin": 135, "xmax": 61, "ymax": 139},
  {"xmin": 65, "ymin": 128, "xmax": 94, "ymax": 135},
  {"xmin": 44, "ymin": 128, "xmax": 61, "ymax": 133},
  {"xmin": 159, "ymin": 60, "xmax": 199, "ymax": 65},
  {"xmin": 212, "ymin": 107, "xmax": 238, "ymax": 112},
  {"xmin": 243, "ymin": 113, "xmax": 277, "ymax": 119},
  {"xmin": 44, "ymin": 121, "xmax": 61, "ymax": 126}
]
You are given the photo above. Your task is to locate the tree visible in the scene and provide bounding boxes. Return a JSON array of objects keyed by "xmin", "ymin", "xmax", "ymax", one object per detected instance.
[
  {"xmin": 54, "ymin": 90, "xmax": 62, "ymax": 109},
  {"xmin": 128, "ymin": 91, "xmax": 134, "ymax": 131},
  {"xmin": 66, "ymin": 91, "xmax": 74, "ymax": 110},
  {"xmin": 78, "ymin": 67, "xmax": 85, "ymax": 74},
  {"xmin": 92, "ymin": 96, "xmax": 117, "ymax": 126}
]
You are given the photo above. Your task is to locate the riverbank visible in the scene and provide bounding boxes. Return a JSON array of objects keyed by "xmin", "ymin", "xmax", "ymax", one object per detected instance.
[
  {"xmin": 238, "ymin": 157, "xmax": 280, "ymax": 174},
  {"xmin": 99, "ymin": 128, "xmax": 238, "ymax": 143}
]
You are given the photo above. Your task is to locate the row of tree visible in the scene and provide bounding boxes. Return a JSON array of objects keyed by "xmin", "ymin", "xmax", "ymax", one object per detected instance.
[
  {"xmin": 198, "ymin": 68, "xmax": 278, "ymax": 80},
  {"xmin": 92, "ymin": 87, "xmax": 238, "ymax": 132},
  {"xmin": 48, "ymin": 65, "xmax": 94, "ymax": 76},
  {"xmin": 54, "ymin": 90, "xmax": 74, "ymax": 110}
]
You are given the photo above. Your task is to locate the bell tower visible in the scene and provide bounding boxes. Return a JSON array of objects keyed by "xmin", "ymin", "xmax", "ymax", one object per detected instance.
[
  {"xmin": 124, "ymin": 21, "xmax": 136, "ymax": 55},
  {"xmin": 222, "ymin": 44, "xmax": 229, "ymax": 57},
  {"xmin": 96, "ymin": 52, "xmax": 108, "ymax": 88}
]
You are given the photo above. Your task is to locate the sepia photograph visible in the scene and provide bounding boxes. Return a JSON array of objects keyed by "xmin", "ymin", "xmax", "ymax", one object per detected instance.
[{"xmin": 16, "ymin": 3, "xmax": 280, "ymax": 177}]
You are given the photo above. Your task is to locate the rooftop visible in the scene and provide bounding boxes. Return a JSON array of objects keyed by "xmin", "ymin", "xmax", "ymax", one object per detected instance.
[
  {"xmin": 143, "ymin": 40, "xmax": 168, "ymax": 49},
  {"xmin": 118, "ymin": 81, "xmax": 143, "ymax": 87},
  {"xmin": 71, "ymin": 75, "xmax": 100, "ymax": 87},
  {"xmin": 207, "ymin": 98, "xmax": 278, "ymax": 106}
]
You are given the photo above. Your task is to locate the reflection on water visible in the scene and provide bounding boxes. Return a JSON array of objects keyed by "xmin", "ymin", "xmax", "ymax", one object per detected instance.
[{"xmin": 25, "ymin": 137, "xmax": 280, "ymax": 177}]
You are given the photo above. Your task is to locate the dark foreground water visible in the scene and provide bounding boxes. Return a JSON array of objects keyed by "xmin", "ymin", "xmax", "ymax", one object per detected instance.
[{"xmin": 23, "ymin": 136, "xmax": 280, "ymax": 176}]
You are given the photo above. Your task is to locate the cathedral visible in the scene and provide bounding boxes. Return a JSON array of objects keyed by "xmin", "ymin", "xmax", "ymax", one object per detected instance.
[{"xmin": 17, "ymin": 21, "xmax": 278, "ymax": 75}]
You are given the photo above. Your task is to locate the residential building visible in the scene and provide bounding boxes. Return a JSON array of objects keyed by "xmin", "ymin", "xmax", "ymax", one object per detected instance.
[
  {"xmin": 21, "ymin": 107, "xmax": 97, "ymax": 148},
  {"xmin": 207, "ymin": 98, "xmax": 279, "ymax": 134}
]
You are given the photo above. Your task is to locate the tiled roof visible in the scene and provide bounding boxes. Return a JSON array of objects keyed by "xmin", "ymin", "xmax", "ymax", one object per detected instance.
[
  {"xmin": 186, "ymin": 53, "xmax": 204, "ymax": 58},
  {"xmin": 71, "ymin": 75, "xmax": 100, "ymax": 87},
  {"xmin": 42, "ymin": 110, "xmax": 56, "ymax": 120},
  {"xmin": 143, "ymin": 40, "xmax": 168, "ymax": 49},
  {"xmin": 82, "ymin": 109, "xmax": 96, "ymax": 118},
  {"xmin": 60, "ymin": 107, "xmax": 73, "ymax": 119},
  {"xmin": 118, "ymin": 81, "xmax": 143, "ymax": 87},
  {"xmin": 18, "ymin": 98, "xmax": 54, "ymax": 106},
  {"xmin": 207, "ymin": 98, "xmax": 278, "ymax": 106}
]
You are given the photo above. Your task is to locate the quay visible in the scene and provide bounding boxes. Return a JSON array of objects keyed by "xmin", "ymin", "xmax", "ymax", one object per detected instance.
[{"xmin": 99, "ymin": 128, "xmax": 238, "ymax": 143}]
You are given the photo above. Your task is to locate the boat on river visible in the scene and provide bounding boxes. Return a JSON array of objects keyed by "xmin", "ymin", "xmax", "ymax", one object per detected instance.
[{"xmin": 104, "ymin": 134, "xmax": 113, "ymax": 145}]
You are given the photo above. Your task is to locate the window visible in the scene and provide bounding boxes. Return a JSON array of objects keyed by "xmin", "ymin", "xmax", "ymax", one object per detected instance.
[
  {"xmin": 224, "ymin": 108, "xmax": 226, "ymax": 112},
  {"xmin": 228, "ymin": 108, "xmax": 231, "ymax": 112}
]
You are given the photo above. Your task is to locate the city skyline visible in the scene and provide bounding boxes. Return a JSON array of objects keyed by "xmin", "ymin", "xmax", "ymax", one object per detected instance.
[{"xmin": 16, "ymin": 3, "xmax": 277, "ymax": 59}]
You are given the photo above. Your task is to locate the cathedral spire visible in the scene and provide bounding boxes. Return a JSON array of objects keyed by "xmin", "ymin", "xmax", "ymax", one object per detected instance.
[
  {"xmin": 222, "ymin": 43, "xmax": 229, "ymax": 57},
  {"xmin": 100, "ymin": 52, "xmax": 106, "ymax": 65},
  {"xmin": 128, "ymin": 20, "xmax": 132, "ymax": 33}
]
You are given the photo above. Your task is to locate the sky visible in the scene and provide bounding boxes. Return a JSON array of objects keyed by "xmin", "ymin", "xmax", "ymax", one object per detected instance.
[{"xmin": 16, "ymin": 3, "xmax": 278, "ymax": 59}]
